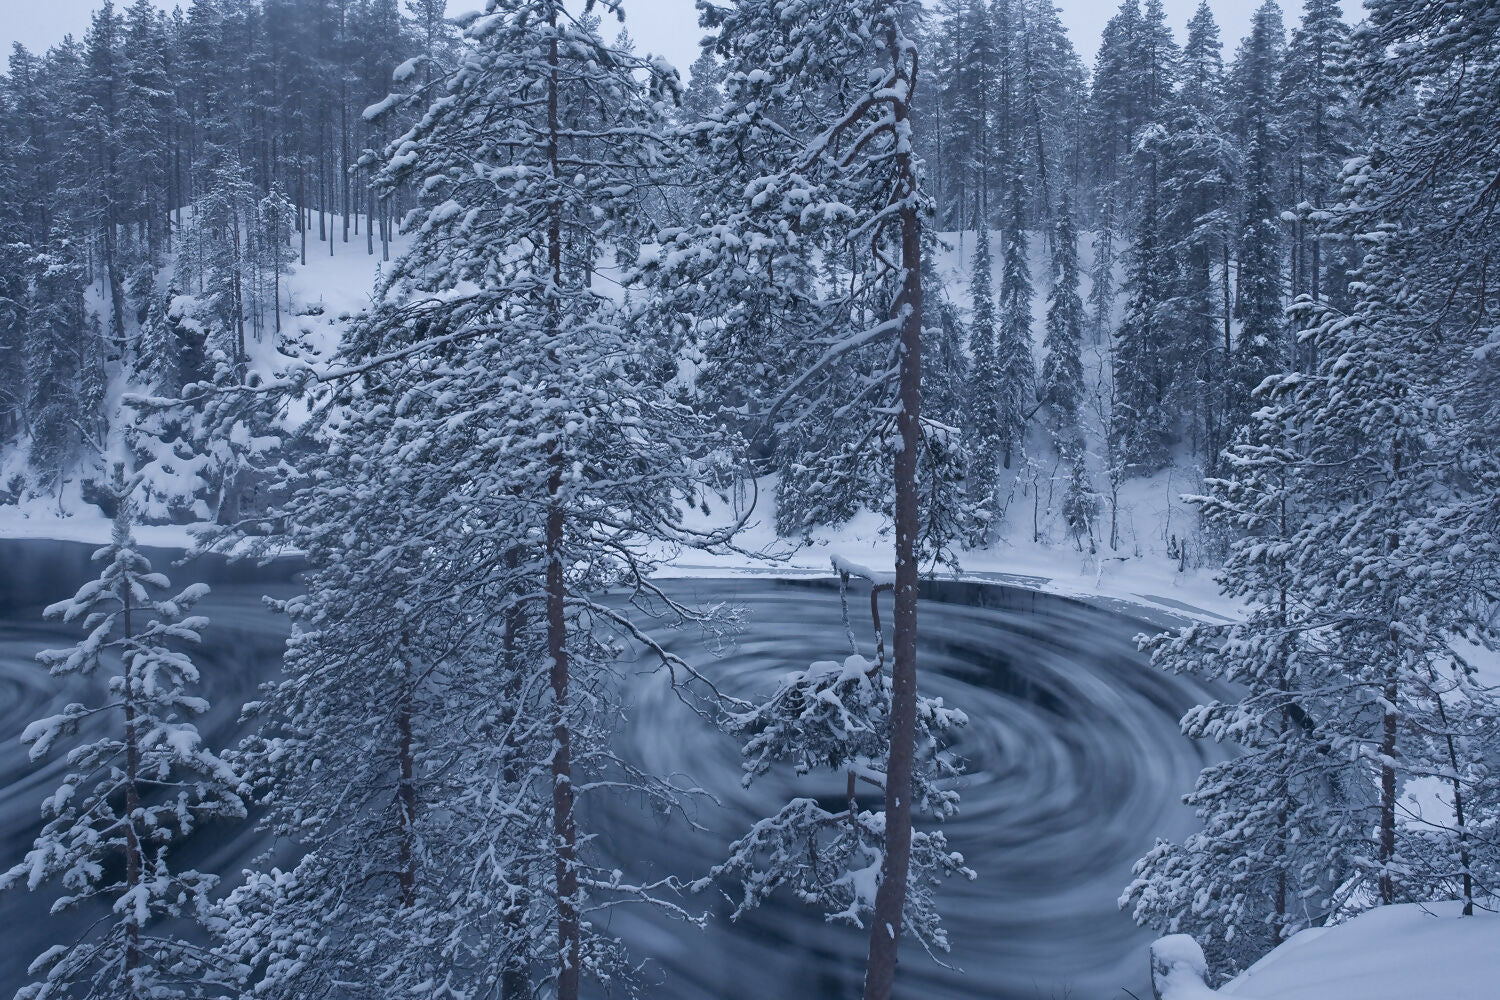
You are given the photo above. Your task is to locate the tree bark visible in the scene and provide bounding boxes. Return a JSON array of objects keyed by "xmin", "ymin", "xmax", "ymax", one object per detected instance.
[
  {"xmin": 395, "ymin": 679, "xmax": 418, "ymax": 909},
  {"xmin": 545, "ymin": 13, "xmax": 581, "ymax": 999},
  {"xmin": 120, "ymin": 571, "xmax": 143, "ymax": 986},
  {"xmin": 1379, "ymin": 670, "xmax": 1398, "ymax": 905},
  {"xmin": 863, "ymin": 25, "xmax": 923, "ymax": 1000}
]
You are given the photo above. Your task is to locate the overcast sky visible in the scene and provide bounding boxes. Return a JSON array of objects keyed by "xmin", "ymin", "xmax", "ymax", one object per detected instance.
[{"xmin": 3, "ymin": 0, "xmax": 1367, "ymax": 79}]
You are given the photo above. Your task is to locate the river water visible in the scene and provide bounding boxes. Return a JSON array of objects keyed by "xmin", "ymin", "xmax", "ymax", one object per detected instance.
[{"xmin": 0, "ymin": 539, "xmax": 1220, "ymax": 999}]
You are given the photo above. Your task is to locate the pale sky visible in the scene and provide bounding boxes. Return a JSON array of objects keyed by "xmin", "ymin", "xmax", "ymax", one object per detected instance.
[{"xmin": 2, "ymin": 0, "xmax": 1368, "ymax": 79}]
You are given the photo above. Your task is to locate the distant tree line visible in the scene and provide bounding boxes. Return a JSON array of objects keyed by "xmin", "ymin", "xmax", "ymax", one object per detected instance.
[{"xmin": 0, "ymin": 0, "xmax": 447, "ymax": 499}]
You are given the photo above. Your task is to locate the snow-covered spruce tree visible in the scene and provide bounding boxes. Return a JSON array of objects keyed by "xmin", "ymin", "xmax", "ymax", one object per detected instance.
[
  {"xmin": 214, "ymin": 463, "xmax": 549, "ymax": 1000},
  {"xmin": 1059, "ymin": 444, "xmax": 1098, "ymax": 553},
  {"xmin": 1128, "ymin": 2, "xmax": 1500, "ymax": 971},
  {"xmin": 1110, "ymin": 121, "xmax": 1175, "ymax": 473},
  {"xmin": 919, "ymin": 250, "xmax": 971, "ymax": 442},
  {"xmin": 1158, "ymin": 3, "xmax": 1238, "ymax": 465},
  {"xmin": 217, "ymin": 6, "xmax": 740, "ymax": 1000},
  {"xmin": 1120, "ymin": 417, "xmax": 1367, "ymax": 977},
  {"xmin": 995, "ymin": 172, "xmax": 1036, "ymax": 470},
  {"xmin": 1269, "ymin": 0, "xmax": 1500, "ymax": 914},
  {"xmin": 127, "ymin": 349, "xmax": 291, "ymax": 533},
  {"xmin": 1041, "ymin": 191, "xmax": 1084, "ymax": 444},
  {"xmin": 1279, "ymin": 0, "xmax": 1359, "ymax": 327},
  {"xmin": 710, "ymin": 570, "xmax": 972, "ymax": 959},
  {"xmin": 23, "ymin": 232, "xmax": 90, "ymax": 497},
  {"xmin": 0, "ymin": 464, "xmax": 246, "ymax": 999},
  {"xmin": 640, "ymin": 3, "xmax": 956, "ymax": 994},
  {"xmin": 1087, "ymin": 182, "xmax": 1117, "ymax": 343},
  {"xmin": 965, "ymin": 223, "xmax": 1006, "ymax": 531},
  {"xmin": 0, "ymin": 93, "xmax": 28, "ymax": 444}
]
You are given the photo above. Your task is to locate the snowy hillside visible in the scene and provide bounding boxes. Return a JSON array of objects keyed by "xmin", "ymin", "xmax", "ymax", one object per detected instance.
[{"xmin": 1153, "ymin": 904, "xmax": 1499, "ymax": 1000}]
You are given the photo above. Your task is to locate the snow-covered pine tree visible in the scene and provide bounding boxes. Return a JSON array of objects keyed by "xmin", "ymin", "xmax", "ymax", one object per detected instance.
[
  {"xmin": 1110, "ymin": 122, "xmax": 1174, "ymax": 472},
  {"xmin": 965, "ymin": 223, "xmax": 1006, "ymax": 528},
  {"xmin": 23, "ymin": 232, "xmax": 89, "ymax": 498},
  {"xmin": 1279, "ymin": 276, "xmax": 1500, "ymax": 913},
  {"xmin": 1120, "ymin": 416, "xmax": 1366, "ymax": 977},
  {"xmin": 1041, "ymin": 191, "xmax": 1085, "ymax": 443},
  {"xmin": 1087, "ymin": 182, "xmax": 1118, "ymax": 342},
  {"xmin": 74, "ymin": 2, "xmax": 131, "ymax": 351},
  {"xmin": 641, "ymin": 3, "xmax": 953, "ymax": 994},
  {"xmin": 1129, "ymin": 0, "xmax": 1500, "ymax": 975},
  {"xmin": 710, "ymin": 570, "xmax": 972, "ymax": 959},
  {"xmin": 215, "ymin": 464, "xmax": 542, "ymax": 999},
  {"xmin": 218, "ymin": 6, "xmax": 740, "ymax": 999},
  {"xmin": 193, "ymin": 157, "xmax": 256, "ymax": 373},
  {"xmin": 119, "ymin": 0, "xmax": 172, "ymax": 264},
  {"xmin": 0, "ymin": 463, "xmax": 246, "ymax": 999},
  {"xmin": 679, "ymin": 48, "xmax": 728, "ymax": 122},
  {"xmin": 995, "ymin": 172, "xmax": 1036, "ymax": 470},
  {"xmin": 253, "ymin": 184, "xmax": 297, "ymax": 337},
  {"xmin": 1227, "ymin": 126, "xmax": 1286, "ymax": 429},
  {"xmin": 1158, "ymin": 1, "xmax": 1238, "ymax": 465},
  {"xmin": 1225, "ymin": 3, "xmax": 1288, "ymax": 433}
]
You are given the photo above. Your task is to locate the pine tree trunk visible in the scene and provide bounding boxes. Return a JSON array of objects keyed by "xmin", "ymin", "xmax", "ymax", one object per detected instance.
[
  {"xmin": 1379, "ymin": 670, "xmax": 1398, "ymax": 905},
  {"xmin": 501, "ymin": 553, "xmax": 531, "ymax": 998},
  {"xmin": 395, "ymin": 681, "xmax": 418, "ymax": 909},
  {"xmin": 863, "ymin": 25, "xmax": 923, "ymax": 1000},
  {"xmin": 545, "ymin": 19, "xmax": 581, "ymax": 1000},
  {"xmin": 1434, "ymin": 699, "xmax": 1474, "ymax": 915},
  {"xmin": 120, "ymin": 577, "xmax": 143, "ymax": 985},
  {"xmin": 1379, "ymin": 442, "xmax": 1402, "ymax": 906},
  {"xmin": 341, "ymin": 93, "xmax": 350, "ymax": 244}
]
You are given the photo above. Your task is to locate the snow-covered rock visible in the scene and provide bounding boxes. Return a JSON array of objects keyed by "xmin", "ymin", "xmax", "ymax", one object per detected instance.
[{"xmin": 1151, "ymin": 934, "xmax": 1224, "ymax": 1000}]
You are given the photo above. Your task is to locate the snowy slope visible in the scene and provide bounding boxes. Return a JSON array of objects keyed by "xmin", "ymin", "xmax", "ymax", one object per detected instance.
[{"xmin": 1220, "ymin": 903, "xmax": 1497, "ymax": 1000}]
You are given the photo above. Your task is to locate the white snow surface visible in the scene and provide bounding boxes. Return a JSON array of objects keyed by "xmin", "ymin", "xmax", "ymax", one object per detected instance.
[{"xmin": 1217, "ymin": 902, "xmax": 1498, "ymax": 1000}]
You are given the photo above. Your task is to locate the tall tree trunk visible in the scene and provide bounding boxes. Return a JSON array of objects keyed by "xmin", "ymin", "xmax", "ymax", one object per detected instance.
[
  {"xmin": 395, "ymin": 677, "xmax": 418, "ymax": 909},
  {"xmin": 341, "ymin": 90, "xmax": 350, "ymax": 244},
  {"xmin": 1379, "ymin": 669, "xmax": 1398, "ymax": 905},
  {"xmin": 501, "ymin": 552, "xmax": 531, "ymax": 999},
  {"xmin": 120, "ymin": 577, "xmax": 143, "ymax": 985},
  {"xmin": 545, "ymin": 16, "xmax": 581, "ymax": 1000},
  {"xmin": 864, "ymin": 25, "xmax": 923, "ymax": 1000}
]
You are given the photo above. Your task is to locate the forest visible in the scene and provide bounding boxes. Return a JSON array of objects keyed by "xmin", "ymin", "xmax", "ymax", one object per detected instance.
[{"xmin": 0, "ymin": 1, "xmax": 1497, "ymax": 999}]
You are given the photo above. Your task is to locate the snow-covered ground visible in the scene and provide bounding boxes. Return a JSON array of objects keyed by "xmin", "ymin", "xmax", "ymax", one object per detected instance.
[{"xmin": 1155, "ymin": 903, "xmax": 1498, "ymax": 1000}]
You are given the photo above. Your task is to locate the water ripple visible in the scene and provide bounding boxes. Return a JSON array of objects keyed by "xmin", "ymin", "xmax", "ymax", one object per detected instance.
[{"xmin": 0, "ymin": 546, "xmax": 1219, "ymax": 1000}]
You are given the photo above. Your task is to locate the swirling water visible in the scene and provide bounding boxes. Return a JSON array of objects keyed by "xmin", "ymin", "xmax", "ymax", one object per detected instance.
[{"xmin": 0, "ymin": 541, "xmax": 1221, "ymax": 999}]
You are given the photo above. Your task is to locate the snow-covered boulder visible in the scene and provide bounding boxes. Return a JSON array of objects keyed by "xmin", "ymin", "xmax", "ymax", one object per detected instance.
[{"xmin": 1151, "ymin": 935, "xmax": 1222, "ymax": 1000}]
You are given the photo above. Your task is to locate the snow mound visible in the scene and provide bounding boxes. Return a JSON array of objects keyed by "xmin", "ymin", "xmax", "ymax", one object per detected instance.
[
  {"xmin": 1171, "ymin": 903, "xmax": 1498, "ymax": 1000},
  {"xmin": 1151, "ymin": 934, "xmax": 1220, "ymax": 1000}
]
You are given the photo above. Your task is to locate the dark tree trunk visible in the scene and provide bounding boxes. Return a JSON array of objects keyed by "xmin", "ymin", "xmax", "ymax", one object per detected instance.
[
  {"xmin": 863, "ymin": 24, "xmax": 923, "ymax": 1000},
  {"xmin": 120, "ymin": 581, "xmax": 143, "ymax": 983},
  {"xmin": 395, "ymin": 680, "xmax": 418, "ymax": 909},
  {"xmin": 545, "ymin": 16, "xmax": 581, "ymax": 1000}
]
